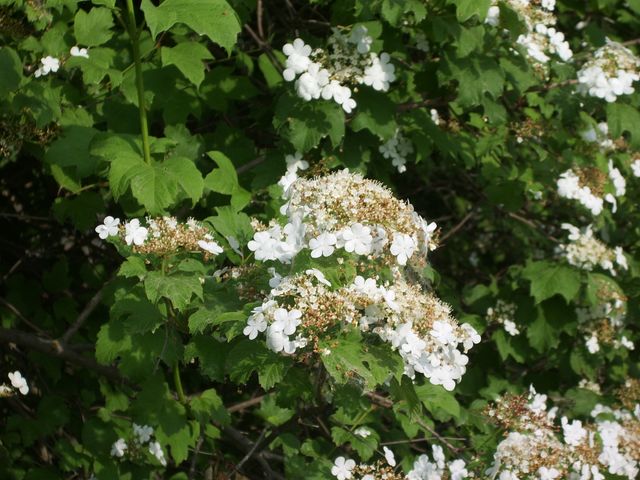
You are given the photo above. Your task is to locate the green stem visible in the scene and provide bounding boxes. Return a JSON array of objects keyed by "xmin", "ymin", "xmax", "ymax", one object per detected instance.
[
  {"xmin": 125, "ymin": 0, "xmax": 152, "ymax": 164},
  {"xmin": 174, "ymin": 361, "xmax": 187, "ymax": 404}
]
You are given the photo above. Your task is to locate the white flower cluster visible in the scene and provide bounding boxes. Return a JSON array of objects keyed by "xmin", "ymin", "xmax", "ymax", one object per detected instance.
[
  {"xmin": 486, "ymin": 300, "xmax": 520, "ymax": 336},
  {"xmin": 250, "ymin": 170, "xmax": 437, "ymax": 267},
  {"xmin": 282, "ymin": 26, "xmax": 395, "ymax": 113},
  {"xmin": 0, "ymin": 371, "xmax": 29, "ymax": 396},
  {"xmin": 244, "ymin": 171, "xmax": 480, "ymax": 390},
  {"xmin": 379, "ymin": 130, "xmax": 414, "ymax": 173},
  {"xmin": 110, "ymin": 423, "xmax": 167, "ymax": 467},
  {"xmin": 557, "ymin": 160, "xmax": 626, "ymax": 215},
  {"xmin": 577, "ymin": 284, "xmax": 633, "ymax": 354},
  {"xmin": 485, "ymin": 386, "xmax": 640, "ymax": 480},
  {"xmin": 95, "ymin": 215, "xmax": 223, "ymax": 257},
  {"xmin": 331, "ymin": 446, "xmax": 468, "ymax": 480},
  {"xmin": 331, "ymin": 448, "xmax": 400, "ymax": 480},
  {"xmin": 33, "ymin": 46, "xmax": 89, "ymax": 78},
  {"xmin": 577, "ymin": 40, "xmax": 640, "ymax": 102},
  {"xmin": 408, "ymin": 445, "xmax": 469, "ymax": 480},
  {"xmin": 486, "ymin": 0, "xmax": 572, "ymax": 65},
  {"xmin": 557, "ymin": 223, "xmax": 628, "ymax": 276}
]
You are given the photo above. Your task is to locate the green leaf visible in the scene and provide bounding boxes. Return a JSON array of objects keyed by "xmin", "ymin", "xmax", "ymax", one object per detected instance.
[
  {"xmin": 144, "ymin": 272, "xmax": 203, "ymax": 311},
  {"xmin": 607, "ymin": 102, "xmax": 640, "ymax": 148},
  {"xmin": 204, "ymin": 151, "xmax": 251, "ymax": 210},
  {"xmin": 111, "ymin": 296, "xmax": 164, "ymax": 334},
  {"xmin": 161, "ymin": 42, "xmax": 213, "ymax": 88},
  {"xmin": 141, "ymin": 0, "xmax": 241, "ymax": 54},
  {"xmin": 257, "ymin": 394, "xmax": 295, "ymax": 426},
  {"xmin": 454, "ymin": 0, "xmax": 491, "ymax": 21},
  {"xmin": 45, "ymin": 126, "xmax": 99, "ymax": 178},
  {"xmin": 414, "ymin": 382, "xmax": 460, "ymax": 420},
  {"xmin": 274, "ymin": 95, "xmax": 345, "ymax": 152},
  {"xmin": 74, "ymin": 8, "xmax": 114, "ymax": 47},
  {"xmin": 350, "ymin": 89, "xmax": 397, "ymax": 140},
  {"xmin": 226, "ymin": 338, "xmax": 292, "ymax": 387},
  {"xmin": 189, "ymin": 389, "xmax": 230, "ymax": 425},
  {"xmin": 164, "ymin": 157, "xmax": 204, "ymax": 205},
  {"xmin": 118, "ymin": 256, "xmax": 147, "ymax": 279},
  {"xmin": 331, "ymin": 426, "xmax": 378, "ymax": 460},
  {"xmin": 522, "ymin": 260, "xmax": 582, "ymax": 304},
  {"xmin": 0, "ymin": 47, "xmax": 23, "ymax": 96}
]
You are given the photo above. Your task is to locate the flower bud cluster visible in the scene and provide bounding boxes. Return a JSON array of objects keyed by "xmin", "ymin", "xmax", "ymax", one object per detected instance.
[
  {"xmin": 557, "ymin": 160, "xmax": 626, "ymax": 215},
  {"xmin": 557, "ymin": 223, "xmax": 628, "ymax": 276},
  {"xmin": 577, "ymin": 40, "xmax": 640, "ymax": 103},
  {"xmin": 0, "ymin": 370, "xmax": 29, "ymax": 397},
  {"xmin": 282, "ymin": 26, "xmax": 395, "ymax": 113},
  {"xmin": 577, "ymin": 281, "xmax": 633, "ymax": 354},
  {"xmin": 485, "ymin": 385, "xmax": 640, "ymax": 479},
  {"xmin": 487, "ymin": 300, "xmax": 520, "ymax": 336},
  {"xmin": 95, "ymin": 216, "xmax": 223, "ymax": 258},
  {"xmin": 486, "ymin": 0, "xmax": 572, "ymax": 66},
  {"xmin": 379, "ymin": 130, "xmax": 414, "ymax": 173},
  {"xmin": 110, "ymin": 423, "xmax": 166, "ymax": 467}
]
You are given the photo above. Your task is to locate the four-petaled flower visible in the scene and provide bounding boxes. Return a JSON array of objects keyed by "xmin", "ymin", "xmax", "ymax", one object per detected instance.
[
  {"xmin": 272, "ymin": 308, "xmax": 302, "ymax": 335},
  {"xmin": 383, "ymin": 446, "xmax": 396, "ymax": 467},
  {"xmin": 309, "ymin": 232, "xmax": 337, "ymax": 258},
  {"xmin": 70, "ymin": 46, "xmax": 89, "ymax": 58},
  {"xmin": 34, "ymin": 56, "xmax": 60, "ymax": 77},
  {"xmin": 110, "ymin": 438, "xmax": 127, "ymax": 458}
]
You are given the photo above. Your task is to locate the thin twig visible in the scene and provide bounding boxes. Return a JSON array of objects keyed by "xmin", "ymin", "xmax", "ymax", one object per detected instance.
[
  {"xmin": 228, "ymin": 394, "xmax": 265, "ymax": 413},
  {"xmin": 60, "ymin": 288, "xmax": 105, "ymax": 343},
  {"xmin": 0, "ymin": 298, "xmax": 49, "ymax": 337},
  {"xmin": 232, "ymin": 427, "xmax": 268, "ymax": 474},
  {"xmin": 0, "ymin": 327, "xmax": 133, "ymax": 386},
  {"xmin": 440, "ymin": 211, "xmax": 474, "ymax": 243},
  {"xmin": 256, "ymin": 0, "xmax": 265, "ymax": 40}
]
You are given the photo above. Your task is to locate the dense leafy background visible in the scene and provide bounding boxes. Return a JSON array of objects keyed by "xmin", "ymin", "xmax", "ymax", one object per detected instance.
[{"xmin": 1, "ymin": 0, "xmax": 639, "ymax": 478}]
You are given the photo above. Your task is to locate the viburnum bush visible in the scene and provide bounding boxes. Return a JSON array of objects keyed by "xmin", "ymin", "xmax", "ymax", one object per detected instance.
[{"xmin": 1, "ymin": 0, "xmax": 640, "ymax": 479}]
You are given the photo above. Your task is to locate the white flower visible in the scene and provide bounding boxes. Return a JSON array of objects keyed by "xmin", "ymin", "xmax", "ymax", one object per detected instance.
[
  {"xmin": 485, "ymin": 5, "xmax": 500, "ymax": 26},
  {"xmin": 354, "ymin": 427, "xmax": 371, "ymax": 438},
  {"xmin": 198, "ymin": 239, "xmax": 223, "ymax": 255},
  {"xmin": 282, "ymin": 38, "xmax": 312, "ymax": 81},
  {"xmin": 331, "ymin": 456, "xmax": 356, "ymax": 480},
  {"xmin": 266, "ymin": 327, "xmax": 290, "ymax": 353},
  {"xmin": 362, "ymin": 52, "xmax": 395, "ymax": 92},
  {"xmin": 34, "ymin": 56, "xmax": 60, "ymax": 77},
  {"xmin": 340, "ymin": 223, "xmax": 373, "ymax": 255},
  {"xmin": 586, "ymin": 334, "xmax": 600, "ymax": 353},
  {"xmin": 296, "ymin": 62, "xmax": 330, "ymax": 100},
  {"xmin": 133, "ymin": 424, "xmax": 154, "ymax": 444},
  {"xmin": 430, "ymin": 321, "xmax": 457, "ymax": 346},
  {"xmin": 70, "ymin": 46, "xmax": 89, "ymax": 58},
  {"xmin": 124, "ymin": 219, "xmax": 148, "ymax": 246},
  {"xmin": 8, "ymin": 371, "xmax": 28, "ymax": 395},
  {"xmin": 148, "ymin": 440, "xmax": 167, "ymax": 466},
  {"xmin": 448, "ymin": 459, "xmax": 469, "ymax": 480},
  {"xmin": 561, "ymin": 417, "xmax": 587, "ymax": 446},
  {"xmin": 383, "ymin": 446, "xmax": 396, "ymax": 467},
  {"xmin": 95, "ymin": 216, "xmax": 120, "ymax": 239},
  {"xmin": 243, "ymin": 314, "xmax": 268, "ymax": 340},
  {"xmin": 503, "ymin": 319, "xmax": 520, "ymax": 336},
  {"xmin": 631, "ymin": 159, "xmax": 640, "ymax": 177},
  {"xmin": 110, "ymin": 438, "xmax": 127, "ymax": 457},
  {"xmin": 390, "ymin": 233, "xmax": 417, "ymax": 265},
  {"xmin": 305, "ymin": 268, "xmax": 331, "ymax": 286},
  {"xmin": 248, "ymin": 230, "xmax": 280, "ymax": 261},
  {"xmin": 285, "ymin": 152, "xmax": 309, "ymax": 173},
  {"xmin": 272, "ymin": 308, "xmax": 302, "ymax": 335},
  {"xmin": 537, "ymin": 466, "xmax": 560, "ymax": 480},
  {"xmin": 349, "ymin": 25, "xmax": 373, "ymax": 54},
  {"xmin": 309, "ymin": 232, "xmax": 337, "ymax": 258},
  {"xmin": 608, "ymin": 160, "xmax": 626, "ymax": 197}
]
